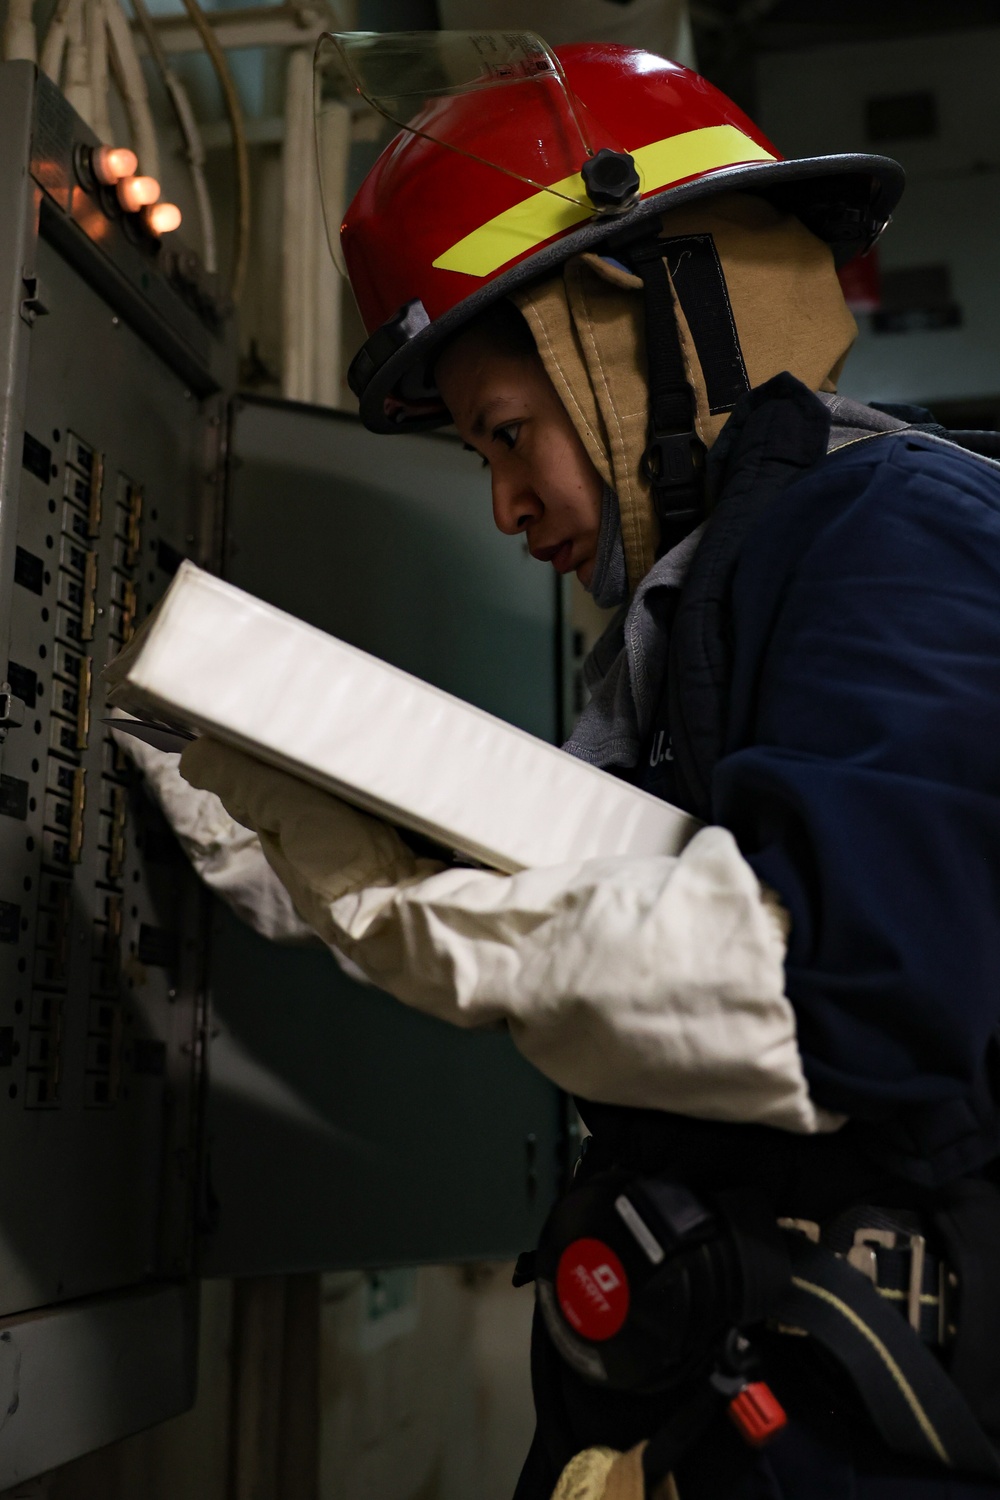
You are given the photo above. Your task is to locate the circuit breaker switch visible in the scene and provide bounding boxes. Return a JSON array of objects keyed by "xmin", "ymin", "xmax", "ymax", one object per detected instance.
[
  {"xmin": 75, "ymin": 656, "xmax": 92, "ymax": 750},
  {"xmin": 120, "ymin": 579, "xmax": 137, "ymax": 644},
  {"xmin": 69, "ymin": 769, "xmax": 87, "ymax": 864},
  {"xmin": 106, "ymin": 892, "xmax": 122, "ymax": 942},
  {"xmin": 124, "ymin": 484, "xmax": 143, "ymax": 567},
  {"xmin": 107, "ymin": 785, "xmax": 127, "ymax": 880},
  {"xmin": 96, "ymin": 892, "xmax": 123, "ymax": 991},
  {"xmin": 91, "ymin": 146, "xmax": 138, "ymax": 186},
  {"xmin": 81, "ymin": 552, "xmax": 99, "ymax": 641},
  {"xmin": 117, "ymin": 175, "xmax": 160, "ymax": 213},
  {"xmin": 87, "ymin": 451, "xmax": 104, "ymax": 537}
]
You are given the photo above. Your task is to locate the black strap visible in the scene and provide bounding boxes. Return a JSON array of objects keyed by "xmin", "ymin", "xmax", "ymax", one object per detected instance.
[
  {"xmin": 933, "ymin": 1176, "xmax": 1000, "ymax": 1445},
  {"xmin": 625, "ymin": 236, "xmax": 705, "ymax": 555},
  {"xmin": 642, "ymin": 1381, "xmax": 719, "ymax": 1496},
  {"xmin": 661, "ymin": 234, "xmax": 750, "ymax": 416},
  {"xmin": 780, "ymin": 1236, "xmax": 1000, "ymax": 1482}
]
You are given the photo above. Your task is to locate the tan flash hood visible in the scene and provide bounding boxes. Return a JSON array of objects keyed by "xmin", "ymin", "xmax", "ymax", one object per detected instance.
[{"xmin": 514, "ymin": 193, "xmax": 858, "ymax": 591}]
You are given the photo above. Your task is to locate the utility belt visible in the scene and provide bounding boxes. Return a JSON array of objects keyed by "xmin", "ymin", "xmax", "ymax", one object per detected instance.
[{"xmin": 517, "ymin": 1164, "xmax": 1000, "ymax": 1496}]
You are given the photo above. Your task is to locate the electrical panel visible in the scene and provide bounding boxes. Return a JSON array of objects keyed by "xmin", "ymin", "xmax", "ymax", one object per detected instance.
[
  {"xmin": 0, "ymin": 65, "xmax": 228, "ymax": 1310},
  {"xmin": 3, "ymin": 233, "xmax": 209, "ymax": 1306},
  {"xmin": 0, "ymin": 60, "xmax": 228, "ymax": 1483}
]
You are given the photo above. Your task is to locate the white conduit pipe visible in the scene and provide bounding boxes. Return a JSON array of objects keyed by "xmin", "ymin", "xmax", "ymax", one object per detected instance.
[
  {"xmin": 63, "ymin": 0, "xmax": 93, "ymax": 125},
  {"xmin": 282, "ymin": 46, "xmax": 312, "ymax": 402},
  {"xmin": 312, "ymin": 99, "xmax": 349, "ymax": 408},
  {"xmin": 87, "ymin": 0, "xmax": 112, "ymax": 142},
  {"xmin": 165, "ymin": 71, "xmax": 217, "ymax": 271},
  {"xmin": 103, "ymin": 0, "xmax": 160, "ymax": 177},
  {"xmin": 40, "ymin": 0, "xmax": 74, "ymax": 82},
  {"xmin": 177, "ymin": 0, "xmax": 249, "ymax": 303},
  {"xmin": 284, "ymin": 50, "xmax": 348, "ymax": 406},
  {"xmin": 128, "ymin": 0, "xmax": 217, "ymax": 272},
  {"xmin": 2, "ymin": 0, "xmax": 37, "ymax": 64}
]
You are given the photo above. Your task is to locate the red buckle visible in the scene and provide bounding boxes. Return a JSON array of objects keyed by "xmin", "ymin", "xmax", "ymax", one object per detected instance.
[{"xmin": 727, "ymin": 1381, "xmax": 788, "ymax": 1448}]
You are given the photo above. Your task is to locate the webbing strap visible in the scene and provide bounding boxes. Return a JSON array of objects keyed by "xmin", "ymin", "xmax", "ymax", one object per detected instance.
[
  {"xmin": 630, "ymin": 240, "xmax": 692, "ymax": 433},
  {"xmin": 641, "ymin": 1382, "xmax": 717, "ymax": 1498},
  {"xmin": 625, "ymin": 237, "xmax": 704, "ymax": 556},
  {"xmin": 780, "ymin": 1238, "xmax": 1000, "ymax": 1481},
  {"xmin": 661, "ymin": 234, "xmax": 750, "ymax": 416}
]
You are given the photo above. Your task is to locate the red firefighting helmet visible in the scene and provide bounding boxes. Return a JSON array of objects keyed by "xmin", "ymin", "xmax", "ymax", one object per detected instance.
[{"xmin": 316, "ymin": 32, "xmax": 903, "ymax": 434}]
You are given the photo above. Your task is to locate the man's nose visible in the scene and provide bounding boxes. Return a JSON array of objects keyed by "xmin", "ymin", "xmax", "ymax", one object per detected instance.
[{"xmin": 491, "ymin": 470, "xmax": 542, "ymax": 536}]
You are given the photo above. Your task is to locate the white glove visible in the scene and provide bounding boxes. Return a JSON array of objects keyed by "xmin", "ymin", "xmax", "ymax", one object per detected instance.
[
  {"xmin": 180, "ymin": 737, "xmax": 844, "ymax": 1135},
  {"xmin": 111, "ymin": 722, "xmax": 318, "ymax": 945}
]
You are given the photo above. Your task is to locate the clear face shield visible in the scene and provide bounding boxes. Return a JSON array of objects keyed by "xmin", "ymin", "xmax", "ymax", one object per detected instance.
[{"xmin": 313, "ymin": 29, "xmax": 643, "ymax": 283}]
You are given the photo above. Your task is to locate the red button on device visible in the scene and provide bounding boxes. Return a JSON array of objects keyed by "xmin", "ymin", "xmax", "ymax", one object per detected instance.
[{"xmin": 556, "ymin": 1238, "xmax": 630, "ymax": 1341}]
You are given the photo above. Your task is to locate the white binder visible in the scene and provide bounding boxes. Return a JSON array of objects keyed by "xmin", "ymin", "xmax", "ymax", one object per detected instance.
[{"xmin": 106, "ymin": 562, "xmax": 699, "ymax": 873}]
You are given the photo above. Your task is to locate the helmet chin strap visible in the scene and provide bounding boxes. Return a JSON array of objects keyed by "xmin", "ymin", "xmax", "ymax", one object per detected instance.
[
  {"xmin": 625, "ymin": 233, "xmax": 706, "ymax": 557},
  {"xmin": 624, "ymin": 230, "xmax": 752, "ymax": 556}
]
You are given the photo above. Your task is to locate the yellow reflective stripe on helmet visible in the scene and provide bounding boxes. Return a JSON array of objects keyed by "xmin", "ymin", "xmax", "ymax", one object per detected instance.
[{"xmin": 432, "ymin": 125, "xmax": 777, "ymax": 278}]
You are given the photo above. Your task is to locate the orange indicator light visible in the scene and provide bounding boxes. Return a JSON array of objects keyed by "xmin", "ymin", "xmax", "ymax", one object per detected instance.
[
  {"xmin": 117, "ymin": 175, "xmax": 161, "ymax": 212},
  {"xmin": 145, "ymin": 202, "xmax": 182, "ymax": 236},
  {"xmin": 91, "ymin": 145, "xmax": 139, "ymax": 186}
]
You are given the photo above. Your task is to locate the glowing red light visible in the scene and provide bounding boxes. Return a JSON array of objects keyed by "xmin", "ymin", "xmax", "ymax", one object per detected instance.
[
  {"xmin": 117, "ymin": 175, "xmax": 161, "ymax": 212},
  {"xmin": 92, "ymin": 146, "xmax": 138, "ymax": 186},
  {"xmin": 145, "ymin": 202, "xmax": 182, "ymax": 235}
]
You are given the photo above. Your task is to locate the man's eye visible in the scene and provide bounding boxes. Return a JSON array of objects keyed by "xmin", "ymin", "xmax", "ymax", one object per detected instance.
[{"xmin": 494, "ymin": 422, "xmax": 521, "ymax": 450}]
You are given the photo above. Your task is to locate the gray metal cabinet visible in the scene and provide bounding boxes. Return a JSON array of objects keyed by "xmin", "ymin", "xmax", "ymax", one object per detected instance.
[{"xmin": 200, "ymin": 397, "xmax": 568, "ymax": 1275}]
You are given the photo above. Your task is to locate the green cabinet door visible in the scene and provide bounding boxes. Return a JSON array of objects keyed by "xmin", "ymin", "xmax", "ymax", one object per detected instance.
[{"xmin": 199, "ymin": 396, "xmax": 570, "ymax": 1274}]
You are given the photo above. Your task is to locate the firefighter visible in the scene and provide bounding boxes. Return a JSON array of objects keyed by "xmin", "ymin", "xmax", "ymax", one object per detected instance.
[{"xmin": 149, "ymin": 33, "xmax": 1000, "ymax": 1499}]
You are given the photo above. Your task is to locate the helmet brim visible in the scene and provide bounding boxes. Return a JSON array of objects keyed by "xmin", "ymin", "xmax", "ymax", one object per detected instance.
[{"xmin": 353, "ymin": 151, "xmax": 904, "ymax": 435}]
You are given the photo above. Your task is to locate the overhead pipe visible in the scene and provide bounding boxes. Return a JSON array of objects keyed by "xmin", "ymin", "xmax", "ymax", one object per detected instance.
[
  {"xmin": 104, "ymin": 0, "xmax": 160, "ymax": 177},
  {"xmin": 176, "ymin": 0, "xmax": 250, "ymax": 303},
  {"xmin": 2, "ymin": 0, "xmax": 38, "ymax": 63},
  {"xmin": 40, "ymin": 0, "xmax": 74, "ymax": 80},
  {"xmin": 63, "ymin": 0, "xmax": 93, "ymax": 125},
  {"xmin": 87, "ymin": 0, "xmax": 113, "ymax": 142},
  {"xmin": 128, "ymin": 0, "xmax": 218, "ymax": 272}
]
